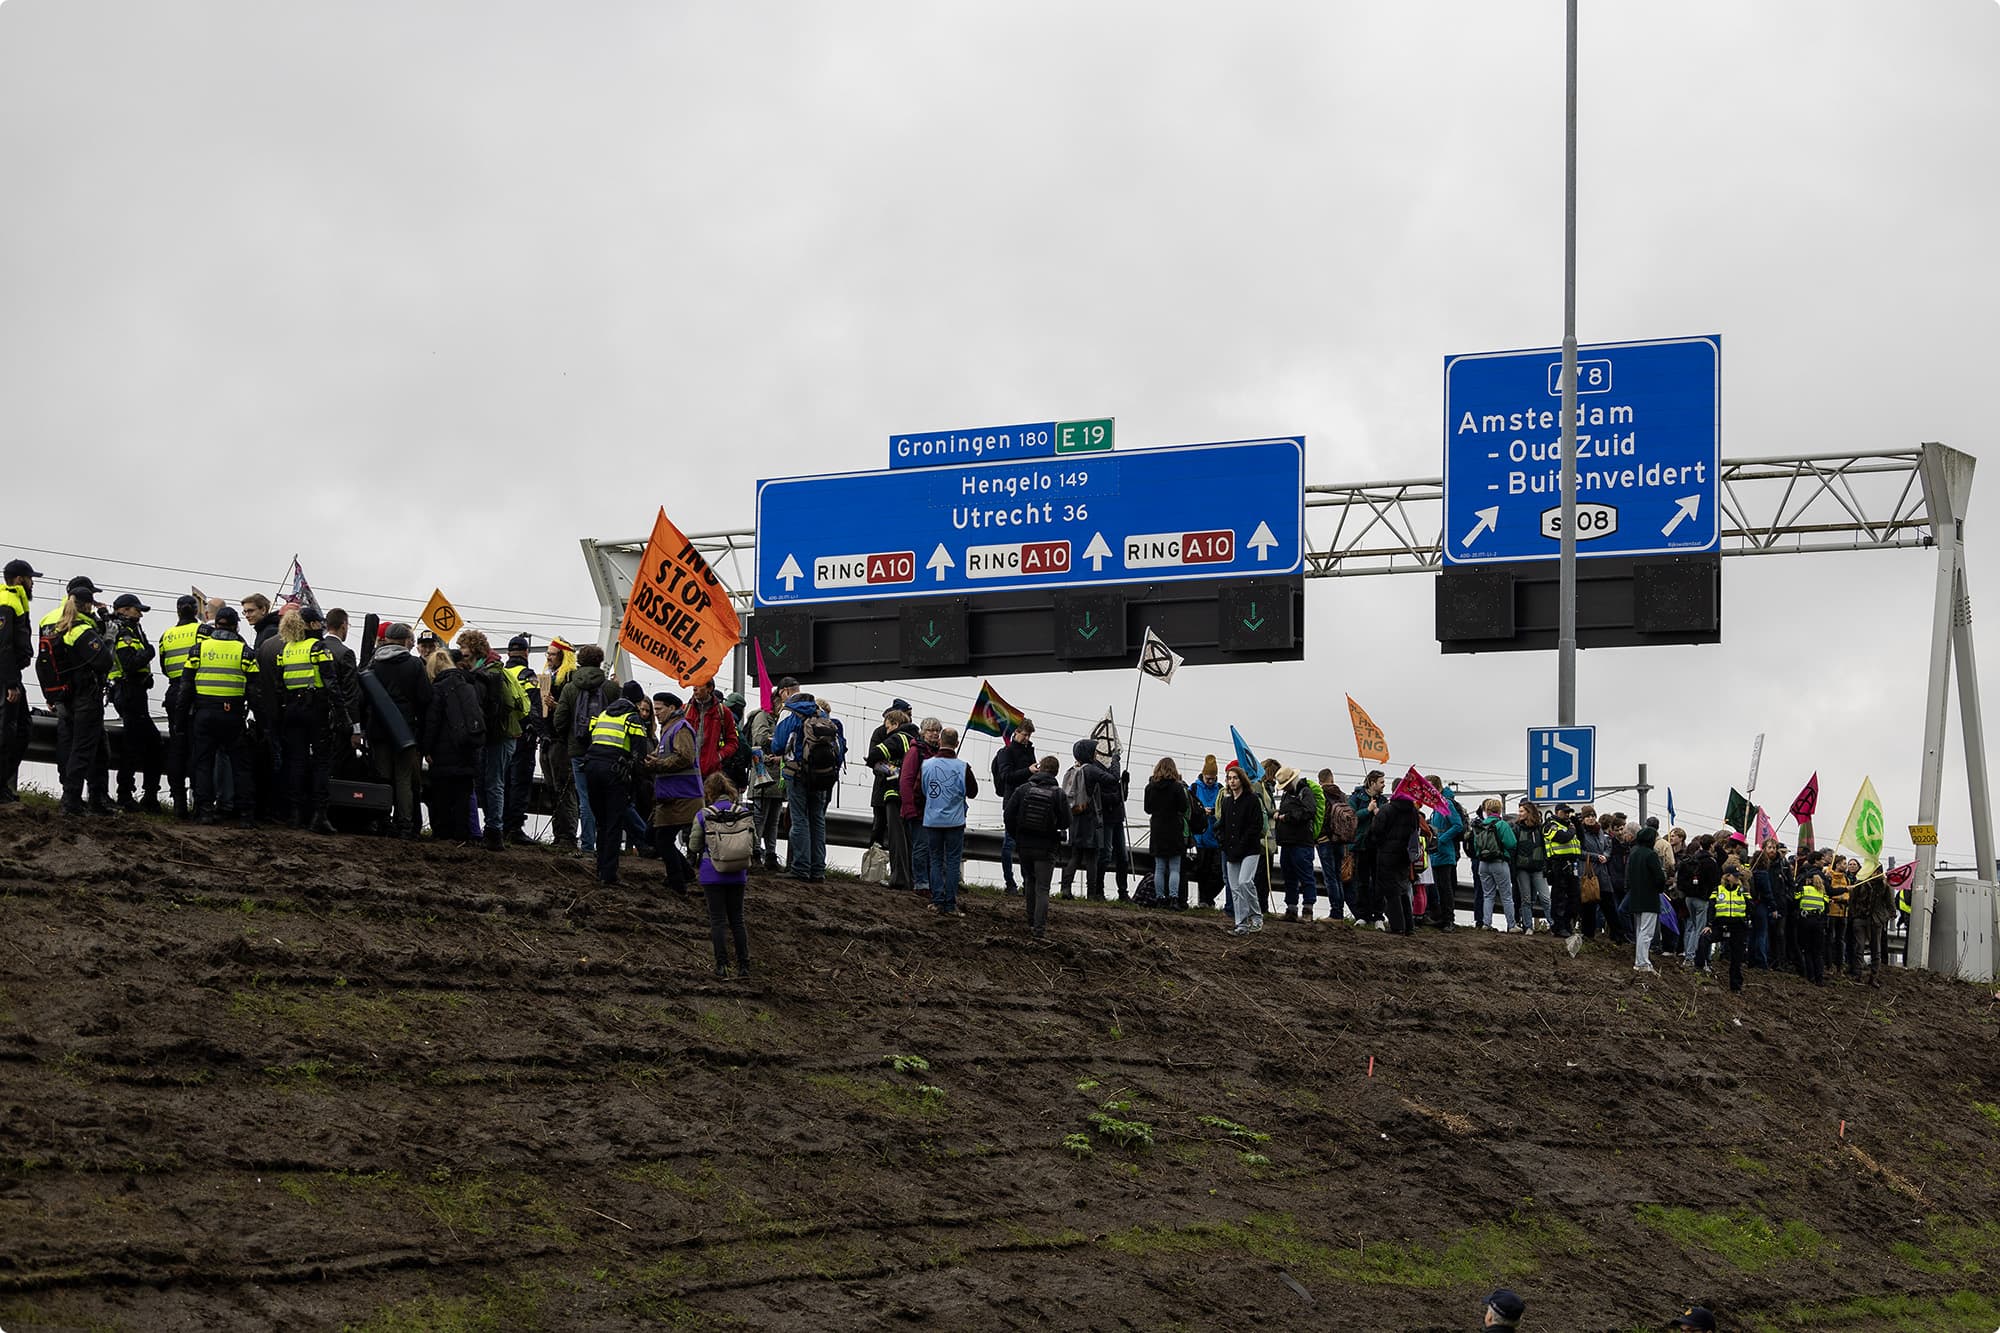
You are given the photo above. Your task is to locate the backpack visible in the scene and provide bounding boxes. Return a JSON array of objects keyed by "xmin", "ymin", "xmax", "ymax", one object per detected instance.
[
  {"xmin": 442, "ymin": 674, "xmax": 487, "ymax": 744},
  {"xmin": 1307, "ymin": 780, "xmax": 1327, "ymax": 840},
  {"xmin": 1016, "ymin": 782, "xmax": 1063, "ymax": 839},
  {"xmin": 1327, "ymin": 795, "xmax": 1358, "ymax": 843},
  {"xmin": 1473, "ymin": 818, "xmax": 1505, "ymax": 862},
  {"xmin": 797, "ymin": 713, "xmax": 841, "ymax": 790},
  {"xmin": 491, "ymin": 662, "xmax": 529, "ymax": 739},
  {"xmin": 701, "ymin": 804, "xmax": 756, "ymax": 873},
  {"xmin": 35, "ymin": 622, "xmax": 74, "ymax": 704},
  {"xmin": 570, "ymin": 682, "xmax": 607, "ymax": 742},
  {"xmin": 1062, "ymin": 764, "xmax": 1090, "ymax": 814}
]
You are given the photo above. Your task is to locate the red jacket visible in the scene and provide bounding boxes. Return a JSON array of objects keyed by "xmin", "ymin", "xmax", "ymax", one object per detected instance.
[{"xmin": 687, "ymin": 696, "xmax": 739, "ymax": 777}]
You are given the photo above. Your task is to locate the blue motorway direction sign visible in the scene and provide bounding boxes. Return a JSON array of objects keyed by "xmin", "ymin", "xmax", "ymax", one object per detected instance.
[
  {"xmin": 1444, "ymin": 335, "xmax": 1720, "ymax": 565},
  {"xmin": 1528, "ymin": 725, "xmax": 1596, "ymax": 803},
  {"xmin": 756, "ymin": 438, "xmax": 1303, "ymax": 606}
]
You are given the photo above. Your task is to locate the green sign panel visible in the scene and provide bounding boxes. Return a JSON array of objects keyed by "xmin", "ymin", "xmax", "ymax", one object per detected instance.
[{"xmin": 1055, "ymin": 418, "xmax": 1114, "ymax": 455}]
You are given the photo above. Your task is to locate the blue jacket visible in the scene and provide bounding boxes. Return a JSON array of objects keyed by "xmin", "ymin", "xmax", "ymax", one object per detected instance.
[
  {"xmin": 1429, "ymin": 791, "xmax": 1464, "ymax": 867},
  {"xmin": 1190, "ymin": 776, "xmax": 1222, "ymax": 850},
  {"xmin": 770, "ymin": 695, "xmax": 846, "ymax": 766},
  {"xmin": 920, "ymin": 752, "xmax": 975, "ymax": 828}
]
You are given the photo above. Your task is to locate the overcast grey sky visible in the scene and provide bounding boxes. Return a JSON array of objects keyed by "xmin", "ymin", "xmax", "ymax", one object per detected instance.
[{"xmin": 3, "ymin": 1, "xmax": 1996, "ymax": 859}]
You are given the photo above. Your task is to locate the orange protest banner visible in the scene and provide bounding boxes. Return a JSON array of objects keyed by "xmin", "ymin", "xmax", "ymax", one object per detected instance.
[
  {"xmin": 419, "ymin": 588, "xmax": 464, "ymax": 639},
  {"xmin": 618, "ymin": 508, "xmax": 742, "ymax": 686},
  {"xmin": 1347, "ymin": 694, "xmax": 1390, "ymax": 765}
]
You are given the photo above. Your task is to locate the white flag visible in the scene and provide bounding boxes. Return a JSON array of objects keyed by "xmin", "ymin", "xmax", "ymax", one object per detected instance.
[
  {"xmin": 1138, "ymin": 626, "xmax": 1182, "ymax": 683},
  {"xmin": 1091, "ymin": 709, "xmax": 1120, "ymax": 764}
]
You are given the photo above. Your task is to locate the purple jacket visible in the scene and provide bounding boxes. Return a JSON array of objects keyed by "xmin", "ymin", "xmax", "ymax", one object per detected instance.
[
  {"xmin": 694, "ymin": 799, "xmax": 748, "ymax": 887},
  {"xmin": 653, "ymin": 718, "xmax": 703, "ymax": 803}
]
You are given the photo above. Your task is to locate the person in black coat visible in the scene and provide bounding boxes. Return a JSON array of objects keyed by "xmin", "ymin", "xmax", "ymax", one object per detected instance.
[
  {"xmin": 1373, "ymin": 791, "xmax": 1421, "ymax": 935},
  {"xmin": 422, "ymin": 651, "xmax": 482, "ymax": 841},
  {"xmin": 1003, "ymin": 755, "xmax": 1070, "ymax": 938},
  {"xmin": 992, "ymin": 719, "xmax": 1038, "ymax": 894},
  {"xmin": 1143, "ymin": 757, "xmax": 1191, "ymax": 909},
  {"xmin": 1215, "ymin": 763, "xmax": 1266, "ymax": 933},
  {"xmin": 362, "ymin": 623, "xmax": 433, "ymax": 838}
]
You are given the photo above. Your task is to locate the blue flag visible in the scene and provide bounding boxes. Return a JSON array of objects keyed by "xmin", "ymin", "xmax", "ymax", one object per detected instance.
[
  {"xmin": 1230, "ymin": 725, "xmax": 1259, "ymax": 777},
  {"xmin": 1666, "ymin": 787, "xmax": 1676, "ymax": 826}
]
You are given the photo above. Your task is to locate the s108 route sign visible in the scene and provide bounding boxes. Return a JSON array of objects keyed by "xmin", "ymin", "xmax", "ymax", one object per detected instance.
[
  {"xmin": 755, "ymin": 437, "xmax": 1303, "ymax": 606},
  {"xmin": 1443, "ymin": 335, "xmax": 1720, "ymax": 565}
]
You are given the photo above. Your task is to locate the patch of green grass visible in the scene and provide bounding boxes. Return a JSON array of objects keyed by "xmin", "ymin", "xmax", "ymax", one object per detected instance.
[
  {"xmin": 1086, "ymin": 1112, "xmax": 1154, "ymax": 1150},
  {"xmin": 1101, "ymin": 1210, "xmax": 1579, "ymax": 1289},
  {"xmin": 0, "ymin": 1296, "xmax": 127, "ymax": 1333},
  {"xmin": 1635, "ymin": 1205, "xmax": 1826, "ymax": 1272},
  {"xmin": 340, "ymin": 1274, "xmax": 553, "ymax": 1332},
  {"xmin": 264, "ymin": 1057, "xmax": 368, "ymax": 1088},
  {"xmin": 618, "ymin": 1158, "xmax": 720, "ymax": 1200},
  {"xmin": 884, "ymin": 1053, "xmax": 930, "ymax": 1075},
  {"xmin": 1726, "ymin": 1151, "xmax": 1770, "ymax": 1177},
  {"xmin": 1974, "ymin": 1101, "xmax": 2000, "ymax": 1132},
  {"xmin": 801, "ymin": 1072, "xmax": 946, "ymax": 1120},
  {"xmin": 276, "ymin": 1176, "xmax": 320, "ymax": 1206},
  {"xmin": 1198, "ymin": 1115, "xmax": 1271, "ymax": 1144},
  {"xmin": 1747, "ymin": 1289, "xmax": 2000, "ymax": 1332}
]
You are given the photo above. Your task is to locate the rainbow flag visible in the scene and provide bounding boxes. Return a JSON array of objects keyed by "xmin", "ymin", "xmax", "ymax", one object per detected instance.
[{"xmin": 965, "ymin": 680, "xmax": 1027, "ymax": 739}]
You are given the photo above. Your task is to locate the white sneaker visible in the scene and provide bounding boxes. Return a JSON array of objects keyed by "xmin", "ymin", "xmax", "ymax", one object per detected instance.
[
  {"xmin": 1521, "ymin": 921, "xmax": 1534, "ymax": 936},
  {"xmin": 1634, "ymin": 963, "xmax": 1657, "ymax": 973}
]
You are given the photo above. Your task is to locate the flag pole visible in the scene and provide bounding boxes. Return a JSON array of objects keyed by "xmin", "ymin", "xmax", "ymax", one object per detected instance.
[{"xmin": 275, "ymin": 553, "xmax": 296, "ymax": 604}]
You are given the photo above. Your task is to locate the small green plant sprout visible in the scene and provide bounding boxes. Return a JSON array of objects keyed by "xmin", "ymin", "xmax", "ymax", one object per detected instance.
[
  {"xmin": 1087, "ymin": 1111, "xmax": 1155, "ymax": 1150},
  {"xmin": 1198, "ymin": 1115, "xmax": 1271, "ymax": 1144},
  {"xmin": 1239, "ymin": 1153, "xmax": 1271, "ymax": 1168},
  {"xmin": 886, "ymin": 1054, "xmax": 931, "ymax": 1075},
  {"xmin": 1062, "ymin": 1133, "xmax": 1094, "ymax": 1158},
  {"xmin": 1075, "ymin": 1079, "xmax": 1101, "ymax": 1093},
  {"xmin": 915, "ymin": 1084, "xmax": 946, "ymax": 1106}
]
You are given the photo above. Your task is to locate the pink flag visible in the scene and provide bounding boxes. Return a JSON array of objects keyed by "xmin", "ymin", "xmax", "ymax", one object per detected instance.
[
  {"xmin": 1754, "ymin": 806, "xmax": 1777, "ymax": 847},
  {"xmin": 753, "ymin": 637, "xmax": 775, "ymax": 715},
  {"xmin": 1391, "ymin": 765, "xmax": 1449, "ymax": 814}
]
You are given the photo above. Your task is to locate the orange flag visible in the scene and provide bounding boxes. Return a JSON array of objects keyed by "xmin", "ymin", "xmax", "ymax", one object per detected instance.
[
  {"xmin": 1347, "ymin": 694, "xmax": 1390, "ymax": 765},
  {"xmin": 618, "ymin": 508, "xmax": 742, "ymax": 685}
]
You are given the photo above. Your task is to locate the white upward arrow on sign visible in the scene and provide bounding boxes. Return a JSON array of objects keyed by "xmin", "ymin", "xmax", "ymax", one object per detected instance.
[
  {"xmin": 1083, "ymin": 532, "xmax": 1112, "ymax": 571},
  {"xmin": 777, "ymin": 554, "xmax": 803, "ymax": 592},
  {"xmin": 1247, "ymin": 521, "xmax": 1278, "ymax": 561},
  {"xmin": 926, "ymin": 544, "xmax": 955, "ymax": 581}
]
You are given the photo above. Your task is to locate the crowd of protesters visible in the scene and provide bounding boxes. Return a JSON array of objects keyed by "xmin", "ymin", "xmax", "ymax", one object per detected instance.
[{"xmin": 2, "ymin": 560, "xmax": 1913, "ymax": 991}]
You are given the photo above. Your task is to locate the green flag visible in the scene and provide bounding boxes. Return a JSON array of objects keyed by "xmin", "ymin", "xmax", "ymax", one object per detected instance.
[
  {"xmin": 1838, "ymin": 776, "xmax": 1886, "ymax": 873},
  {"xmin": 1725, "ymin": 788, "xmax": 1751, "ymax": 834}
]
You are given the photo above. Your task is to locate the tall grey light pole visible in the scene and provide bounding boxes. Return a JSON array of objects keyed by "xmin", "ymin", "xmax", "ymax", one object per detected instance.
[{"xmin": 1557, "ymin": 0, "xmax": 1580, "ymax": 727}]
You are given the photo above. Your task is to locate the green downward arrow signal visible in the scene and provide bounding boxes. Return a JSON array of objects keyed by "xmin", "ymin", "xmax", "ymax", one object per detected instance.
[
  {"xmin": 1077, "ymin": 612, "xmax": 1099, "ymax": 641},
  {"xmin": 768, "ymin": 632, "xmax": 788, "ymax": 659},
  {"xmin": 1241, "ymin": 602, "xmax": 1265, "ymax": 631},
  {"xmin": 921, "ymin": 620, "xmax": 942, "ymax": 648}
]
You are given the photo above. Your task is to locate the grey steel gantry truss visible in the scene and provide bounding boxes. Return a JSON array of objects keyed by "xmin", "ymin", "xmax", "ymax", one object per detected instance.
[{"xmin": 582, "ymin": 443, "xmax": 1991, "ymax": 971}]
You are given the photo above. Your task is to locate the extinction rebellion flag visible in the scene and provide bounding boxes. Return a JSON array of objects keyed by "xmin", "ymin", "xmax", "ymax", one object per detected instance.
[{"xmin": 1790, "ymin": 772, "xmax": 1820, "ymax": 823}]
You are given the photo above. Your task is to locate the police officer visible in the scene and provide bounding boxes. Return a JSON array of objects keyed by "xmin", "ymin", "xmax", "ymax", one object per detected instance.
[
  {"xmin": 181, "ymin": 605, "xmax": 258, "ymax": 826},
  {"xmin": 277, "ymin": 607, "xmax": 345, "ymax": 834},
  {"xmin": 0, "ymin": 558, "xmax": 42, "ymax": 804},
  {"xmin": 581, "ymin": 691, "xmax": 648, "ymax": 886},
  {"xmin": 40, "ymin": 576, "xmax": 116, "ymax": 816},
  {"xmin": 503, "ymin": 634, "xmax": 542, "ymax": 845},
  {"xmin": 157, "ymin": 595, "xmax": 203, "ymax": 818},
  {"xmin": 106, "ymin": 593, "xmax": 164, "ymax": 813},
  {"xmin": 1707, "ymin": 866, "xmax": 1752, "ymax": 993}
]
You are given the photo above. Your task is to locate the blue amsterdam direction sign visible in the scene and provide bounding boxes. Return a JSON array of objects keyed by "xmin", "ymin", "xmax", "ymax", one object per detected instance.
[
  {"xmin": 1443, "ymin": 335, "xmax": 1720, "ymax": 565},
  {"xmin": 756, "ymin": 438, "xmax": 1303, "ymax": 606}
]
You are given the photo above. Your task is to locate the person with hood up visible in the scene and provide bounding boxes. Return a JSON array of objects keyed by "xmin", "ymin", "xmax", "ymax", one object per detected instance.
[
  {"xmin": 421, "ymin": 649, "xmax": 484, "ymax": 843},
  {"xmin": 1005, "ymin": 754, "xmax": 1070, "ymax": 938},
  {"xmin": 1372, "ymin": 786, "xmax": 1421, "ymax": 934},
  {"xmin": 551, "ymin": 643, "xmax": 616, "ymax": 855},
  {"xmin": 575, "ymin": 679, "xmax": 647, "ymax": 885},
  {"xmin": 1624, "ymin": 824, "xmax": 1669, "ymax": 973},
  {"xmin": 1060, "ymin": 737, "xmax": 1120, "ymax": 901}
]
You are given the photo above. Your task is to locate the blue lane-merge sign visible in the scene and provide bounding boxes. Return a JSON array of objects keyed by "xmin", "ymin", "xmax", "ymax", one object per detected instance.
[
  {"xmin": 755, "ymin": 437, "xmax": 1303, "ymax": 606},
  {"xmin": 1443, "ymin": 334, "xmax": 1720, "ymax": 565}
]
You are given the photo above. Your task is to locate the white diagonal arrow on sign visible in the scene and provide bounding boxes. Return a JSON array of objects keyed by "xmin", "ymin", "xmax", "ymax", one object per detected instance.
[
  {"xmin": 777, "ymin": 554, "xmax": 803, "ymax": 592},
  {"xmin": 1083, "ymin": 532, "xmax": 1112, "ymax": 571},
  {"xmin": 1247, "ymin": 521, "xmax": 1278, "ymax": 562},
  {"xmin": 1660, "ymin": 494, "xmax": 1701, "ymax": 537},
  {"xmin": 926, "ymin": 544, "xmax": 955, "ymax": 581},
  {"xmin": 1460, "ymin": 506, "xmax": 1499, "ymax": 549}
]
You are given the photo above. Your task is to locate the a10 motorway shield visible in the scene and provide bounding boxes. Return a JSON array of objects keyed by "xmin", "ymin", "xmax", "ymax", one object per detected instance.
[
  {"xmin": 754, "ymin": 438, "xmax": 1303, "ymax": 605},
  {"xmin": 1444, "ymin": 335, "xmax": 1721, "ymax": 565}
]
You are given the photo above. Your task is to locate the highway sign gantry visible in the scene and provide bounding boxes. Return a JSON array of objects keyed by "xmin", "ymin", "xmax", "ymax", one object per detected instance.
[
  {"xmin": 755, "ymin": 437, "xmax": 1304, "ymax": 606},
  {"xmin": 1444, "ymin": 335, "xmax": 1721, "ymax": 565}
]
